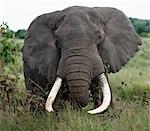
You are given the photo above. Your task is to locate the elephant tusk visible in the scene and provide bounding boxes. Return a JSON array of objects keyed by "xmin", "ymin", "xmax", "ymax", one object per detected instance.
[
  {"xmin": 88, "ymin": 73, "xmax": 111, "ymax": 114},
  {"xmin": 45, "ymin": 77, "xmax": 62, "ymax": 112}
]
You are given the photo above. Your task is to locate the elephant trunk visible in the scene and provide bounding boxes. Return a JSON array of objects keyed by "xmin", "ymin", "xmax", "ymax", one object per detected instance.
[{"xmin": 66, "ymin": 59, "xmax": 92, "ymax": 107}]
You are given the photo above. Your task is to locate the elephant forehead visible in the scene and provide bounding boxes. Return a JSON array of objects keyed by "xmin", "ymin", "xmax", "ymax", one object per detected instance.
[
  {"xmin": 64, "ymin": 12, "xmax": 90, "ymax": 26},
  {"xmin": 54, "ymin": 16, "xmax": 97, "ymax": 45},
  {"xmin": 55, "ymin": 10, "xmax": 97, "ymax": 34}
]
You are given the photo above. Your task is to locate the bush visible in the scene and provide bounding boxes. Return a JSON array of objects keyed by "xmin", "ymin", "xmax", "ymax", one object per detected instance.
[
  {"xmin": 15, "ymin": 29, "xmax": 27, "ymax": 39},
  {"xmin": 0, "ymin": 23, "xmax": 21, "ymax": 65},
  {"xmin": 129, "ymin": 18, "xmax": 150, "ymax": 36}
]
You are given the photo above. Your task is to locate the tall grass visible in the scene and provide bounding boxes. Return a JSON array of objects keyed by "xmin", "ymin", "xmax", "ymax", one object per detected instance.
[{"xmin": 0, "ymin": 38, "xmax": 150, "ymax": 131}]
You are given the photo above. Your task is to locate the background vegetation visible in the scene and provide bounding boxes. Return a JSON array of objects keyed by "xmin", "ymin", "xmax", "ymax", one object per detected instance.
[
  {"xmin": 130, "ymin": 18, "xmax": 150, "ymax": 37},
  {"xmin": 0, "ymin": 20, "xmax": 150, "ymax": 131}
]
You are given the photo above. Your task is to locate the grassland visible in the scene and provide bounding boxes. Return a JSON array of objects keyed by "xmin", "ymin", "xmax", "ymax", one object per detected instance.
[{"xmin": 0, "ymin": 38, "xmax": 150, "ymax": 131}]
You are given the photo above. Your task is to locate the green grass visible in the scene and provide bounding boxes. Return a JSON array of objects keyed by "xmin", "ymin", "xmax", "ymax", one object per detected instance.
[
  {"xmin": 0, "ymin": 38, "xmax": 150, "ymax": 131},
  {"xmin": 0, "ymin": 102, "xmax": 149, "ymax": 131}
]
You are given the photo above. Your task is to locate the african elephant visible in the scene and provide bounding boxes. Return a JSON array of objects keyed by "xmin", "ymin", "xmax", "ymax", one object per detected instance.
[{"xmin": 22, "ymin": 6, "xmax": 141, "ymax": 114}]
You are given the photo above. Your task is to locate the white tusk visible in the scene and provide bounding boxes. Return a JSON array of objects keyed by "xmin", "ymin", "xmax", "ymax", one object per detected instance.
[
  {"xmin": 88, "ymin": 73, "xmax": 111, "ymax": 114},
  {"xmin": 45, "ymin": 77, "xmax": 62, "ymax": 112}
]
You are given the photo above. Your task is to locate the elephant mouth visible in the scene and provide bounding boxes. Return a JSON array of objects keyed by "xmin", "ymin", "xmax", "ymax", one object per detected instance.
[{"xmin": 45, "ymin": 73, "xmax": 111, "ymax": 114}]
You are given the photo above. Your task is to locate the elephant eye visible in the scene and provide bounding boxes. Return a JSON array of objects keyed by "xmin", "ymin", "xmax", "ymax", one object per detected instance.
[
  {"xmin": 95, "ymin": 31, "xmax": 102, "ymax": 45},
  {"xmin": 97, "ymin": 31, "xmax": 102, "ymax": 38},
  {"xmin": 96, "ymin": 27, "xmax": 105, "ymax": 46},
  {"xmin": 55, "ymin": 40, "xmax": 61, "ymax": 49}
]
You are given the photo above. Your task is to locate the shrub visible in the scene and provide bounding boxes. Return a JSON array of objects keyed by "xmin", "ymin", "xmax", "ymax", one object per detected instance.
[
  {"xmin": 15, "ymin": 29, "xmax": 27, "ymax": 39},
  {"xmin": 129, "ymin": 18, "xmax": 150, "ymax": 37},
  {"xmin": 0, "ymin": 23, "xmax": 21, "ymax": 65}
]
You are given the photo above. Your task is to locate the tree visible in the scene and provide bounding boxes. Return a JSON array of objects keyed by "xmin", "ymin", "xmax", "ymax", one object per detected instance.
[
  {"xmin": 15, "ymin": 29, "xmax": 27, "ymax": 39},
  {"xmin": 129, "ymin": 18, "xmax": 150, "ymax": 36}
]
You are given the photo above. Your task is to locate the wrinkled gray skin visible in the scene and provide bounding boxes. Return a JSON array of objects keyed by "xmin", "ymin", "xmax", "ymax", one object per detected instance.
[{"xmin": 22, "ymin": 6, "xmax": 141, "ymax": 108}]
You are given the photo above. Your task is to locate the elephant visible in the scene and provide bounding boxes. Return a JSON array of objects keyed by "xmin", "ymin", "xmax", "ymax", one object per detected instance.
[{"xmin": 22, "ymin": 6, "xmax": 141, "ymax": 114}]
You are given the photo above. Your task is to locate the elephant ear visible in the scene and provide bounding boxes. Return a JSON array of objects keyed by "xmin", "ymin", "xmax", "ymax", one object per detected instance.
[
  {"xmin": 22, "ymin": 12, "xmax": 60, "ymax": 82},
  {"xmin": 97, "ymin": 8, "xmax": 142, "ymax": 73}
]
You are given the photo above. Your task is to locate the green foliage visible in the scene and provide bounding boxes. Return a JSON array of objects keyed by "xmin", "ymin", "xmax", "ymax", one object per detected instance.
[
  {"xmin": 0, "ymin": 23, "xmax": 21, "ymax": 65},
  {"xmin": 0, "ymin": 22, "xmax": 15, "ymax": 38},
  {"xmin": 15, "ymin": 29, "xmax": 27, "ymax": 39},
  {"xmin": 130, "ymin": 18, "xmax": 150, "ymax": 36}
]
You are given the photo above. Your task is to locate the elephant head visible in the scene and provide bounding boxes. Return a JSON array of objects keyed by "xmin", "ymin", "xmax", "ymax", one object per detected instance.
[{"xmin": 22, "ymin": 6, "xmax": 141, "ymax": 114}]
